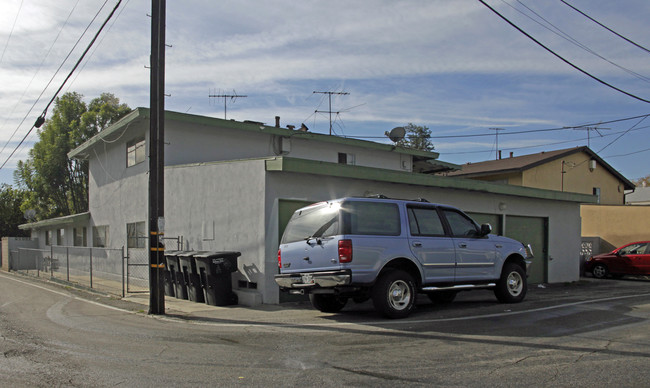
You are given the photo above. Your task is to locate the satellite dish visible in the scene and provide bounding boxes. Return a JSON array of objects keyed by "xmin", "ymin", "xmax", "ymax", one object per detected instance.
[
  {"xmin": 24, "ymin": 209, "xmax": 36, "ymax": 220},
  {"xmin": 385, "ymin": 126, "xmax": 406, "ymax": 142}
]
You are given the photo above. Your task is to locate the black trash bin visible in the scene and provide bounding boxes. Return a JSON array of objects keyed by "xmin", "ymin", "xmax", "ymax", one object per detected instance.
[
  {"xmin": 178, "ymin": 251, "xmax": 206, "ymax": 303},
  {"xmin": 165, "ymin": 251, "xmax": 187, "ymax": 300},
  {"xmin": 194, "ymin": 251, "xmax": 241, "ymax": 306},
  {"xmin": 163, "ymin": 250, "xmax": 183, "ymax": 297}
]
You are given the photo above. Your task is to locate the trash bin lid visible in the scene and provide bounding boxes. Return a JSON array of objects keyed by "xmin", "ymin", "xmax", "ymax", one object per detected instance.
[
  {"xmin": 178, "ymin": 250, "xmax": 207, "ymax": 257},
  {"xmin": 194, "ymin": 251, "xmax": 241, "ymax": 259},
  {"xmin": 164, "ymin": 250, "xmax": 184, "ymax": 257}
]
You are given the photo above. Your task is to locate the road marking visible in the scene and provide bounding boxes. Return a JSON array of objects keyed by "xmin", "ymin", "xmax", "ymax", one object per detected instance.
[{"xmin": 3, "ymin": 272, "xmax": 649, "ymax": 329}]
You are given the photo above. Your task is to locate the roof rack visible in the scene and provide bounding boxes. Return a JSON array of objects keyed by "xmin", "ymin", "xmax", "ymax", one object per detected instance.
[{"xmin": 360, "ymin": 194, "xmax": 429, "ymax": 203}]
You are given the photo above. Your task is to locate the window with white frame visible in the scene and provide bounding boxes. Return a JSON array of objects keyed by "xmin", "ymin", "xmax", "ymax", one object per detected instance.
[
  {"xmin": 127, "ymin": 221, "xmax": 146, "ymax": 248},
  {"xmin": 127, "ymin": 138, "xmax": 146, "ymax": 167}
]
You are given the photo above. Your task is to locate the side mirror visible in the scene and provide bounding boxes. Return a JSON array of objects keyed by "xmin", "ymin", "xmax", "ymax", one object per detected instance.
[{"xmin": 480, "ymin": 223, "xmax": 492, "ymax": 237}]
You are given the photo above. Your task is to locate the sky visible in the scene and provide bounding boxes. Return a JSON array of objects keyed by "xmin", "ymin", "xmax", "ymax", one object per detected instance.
[{"xmin": 1, "ymin": 0, "xmax": 649, "ymax": 187}]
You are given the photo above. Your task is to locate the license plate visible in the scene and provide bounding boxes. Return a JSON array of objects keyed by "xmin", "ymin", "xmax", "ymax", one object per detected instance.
[{"xmin": 301, "ymin": 274, "xmax": 314, "ymax": 284}]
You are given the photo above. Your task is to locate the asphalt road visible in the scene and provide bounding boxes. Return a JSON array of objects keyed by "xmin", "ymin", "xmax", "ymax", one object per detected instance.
[{"xmin": 1, "ymin": 271, "xmax": 649, "ymax": 387}]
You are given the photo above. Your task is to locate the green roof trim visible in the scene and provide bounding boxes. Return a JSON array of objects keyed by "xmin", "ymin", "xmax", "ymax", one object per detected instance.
[
  {"xmin": 69, "ymin": 107, "xmax": 446, "ymax": 162},
  {"xmin": 19, "ymin": 212, "xmax": 90, "ymax": 230},
  {"xmin": 265, "ymin": 157, "xmax": 597, "ymax": 203}
]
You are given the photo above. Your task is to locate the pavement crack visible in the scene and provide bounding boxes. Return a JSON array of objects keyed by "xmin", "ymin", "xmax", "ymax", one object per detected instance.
[{"xmin": 329, "ymin": 364, "xmax": 421, "ymax": 383}]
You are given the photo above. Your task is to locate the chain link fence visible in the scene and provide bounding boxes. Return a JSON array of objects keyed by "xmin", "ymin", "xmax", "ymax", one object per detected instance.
[
  {"xmin": 12, "ymin": 246, "xmax": 125, "ymax": 296},
  {"xmin": 10, "ymin": 236, "xmax": 184, "ymax": 296}
]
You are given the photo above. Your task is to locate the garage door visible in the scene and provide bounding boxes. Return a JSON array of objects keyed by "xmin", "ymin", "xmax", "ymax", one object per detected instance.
[
  {"xmin": 467, "ymin": 212, "xmax": 502, "ymax": 236},
  {"xmin": 505, "ymin": 215, "xmax": 548, "ymax": 284}
]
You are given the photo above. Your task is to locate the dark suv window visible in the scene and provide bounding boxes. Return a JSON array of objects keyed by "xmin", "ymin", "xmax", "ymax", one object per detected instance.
[
  {"xmin": 441, "ymin": 208, "xmax": 480, "ymax": 237},
  {"xmin": 342, "ymin": 201, "xmax": 400, "ymax": 236},
  {"xmin": 408, "ymin": 206, "xmax": 446, "ymax": 236},
  {"xmin": 281, "ymin": 203, "xmax": 340, "ymax": 243}
]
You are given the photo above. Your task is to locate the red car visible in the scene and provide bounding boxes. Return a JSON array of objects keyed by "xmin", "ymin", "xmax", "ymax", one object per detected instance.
[{"xmin": 585, "ymin": 241, "xmax": 650, "ymax": 279}]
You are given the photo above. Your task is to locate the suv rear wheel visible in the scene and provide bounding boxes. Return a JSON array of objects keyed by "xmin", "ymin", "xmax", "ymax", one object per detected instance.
[
  {"xmin": 309, "ymin": 294, "xmax": 348, "ymax": 313},
  {"xmin": 372, "ymin": 270, "xmax": 416, "ymax": 319},
  {"xmin": 494, "ymin": 263, "xmax": 527, "ymax": 303}
]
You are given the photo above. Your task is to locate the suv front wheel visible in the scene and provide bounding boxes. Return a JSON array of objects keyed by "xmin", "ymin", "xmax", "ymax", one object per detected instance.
[
  {"xmin": 494, "ymin": 262, "xmax": 527, "ymax": 303},
  {"xmin": 372, "ymin": 270, "xmax": 416, "ymax": 319}
]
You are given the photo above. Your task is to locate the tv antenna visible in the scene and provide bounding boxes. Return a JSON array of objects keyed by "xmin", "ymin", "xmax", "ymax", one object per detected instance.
[
  {"xmin": 568, "ymin": 124, "xmax": 610, "ymax": 148},
  {"xmin": 208, "ymin": 89, "xmax": 247, "ymax": 119},
  {"xmin": 313, "ymin": 90, "xmax": 350, "ymax": 135},
  {"xmin": 489, "ymin": 127, "xmax": 506, "ymax": 160}
]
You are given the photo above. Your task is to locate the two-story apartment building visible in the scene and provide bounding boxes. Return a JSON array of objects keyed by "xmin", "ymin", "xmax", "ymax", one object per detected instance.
[{"xmin": 19, "ymin": 108, "xmax": 594, "ymax": 304}]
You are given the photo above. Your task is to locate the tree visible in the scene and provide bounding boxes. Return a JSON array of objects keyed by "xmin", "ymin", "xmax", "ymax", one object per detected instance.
[
  {"xmin": 14, "ymin": 92, "xmax": 130, "ymax": 220},
  {"xmin": 0, "ymin": 184, "xmax": 29, "ymax": 237},
  {"xmin": 633, "ymin": 175, "xmax": 649, "ymax": 187},
  {"xmin": 395, "ymin": 123, "xmax": 434, "ymax": 152}
]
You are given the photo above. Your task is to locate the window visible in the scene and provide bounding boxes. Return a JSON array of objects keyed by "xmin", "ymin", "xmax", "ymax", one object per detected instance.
[
  {"xmin": 281, "ymin": 203, "xmax": 340, "ymax": 244},
  {"xmin": 593, "ymin": 187, "xmax": 601, "ymax": 204},
  {"xmin": 619, "ymin": 243, "xmax": 648, "ymax": 255},
  {"xmin": 73, "ymin": 227, "xmax": 87, "ymax": 247},
  {"xmin": 441, "ymin": 209, "xmax": 479, "ymax": 237},
  {"xmin": 45, "ymin": 230, "xmax": 52, "ymax": 246},
  {"xmin": 408, "ymin": 207, "xmax": 445, "ymax": 236},
  {"xmin": 338, "ymin": 152, "xmax": 356, "ymax": 165},
  {"xmin": 127, "ymin": 138, "xmax": 146, "ymax": 167},
  {"xmin": 127, "ymin": 221, "xmax": 146, "ymax": 248},
  {"xmin": 93, "ymin": 225, "xmax": 110, "ymax": 248},
  {"xmin": 56, "ymin": 229, "xmax": 65, "ymax": 245},
  {"xmin": 342, "ymin": 201, "xmax": 400, "ymax": 236}
]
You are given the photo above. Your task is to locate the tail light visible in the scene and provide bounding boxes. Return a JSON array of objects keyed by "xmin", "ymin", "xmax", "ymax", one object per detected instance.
[
  {"xmin": 338, "ymin": 239, "xmax": 353, "ymax": 263},
  {"xmin": 277, "ymin": 249, "xmax": 282, "ymax": 268}
]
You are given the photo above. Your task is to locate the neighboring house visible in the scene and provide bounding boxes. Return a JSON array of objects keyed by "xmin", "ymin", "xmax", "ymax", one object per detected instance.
[
  {"xmin": 441, "ymin": 146, "xmax": 646, "ymax": 264},
  {"xmin": 19, "ymin": 109, "xmax": 594, "ymax": 304},
  {"xmin": 626, "ymin": 185, "xmax": 650, "ymax": 205},
  {"xmin": 442, "ymin": 147, "xmax": 634, "ymax": 205}
]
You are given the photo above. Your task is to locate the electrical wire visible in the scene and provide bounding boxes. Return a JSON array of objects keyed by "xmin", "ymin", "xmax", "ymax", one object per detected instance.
[
  {"xmin": 0, "ymin": 0, "xmax": 123, "ymax": 171},
  {"xmin": 0, "ymin": 0, "xmax": 24, "ymax": 65},
  {"xmin": 560, "ymin": 0, "xmax": 650, "ymax": 55},
  {"xmin": 597, "ymin": 114, "xmax": 648, "ymax": 153},
  {"xmin": 477, "ymin": 0, "xmax": 650, "ymax": 104},
  {"xmin": 504, "ymin": 0, "xmax": 650, "ymax": 84},
  {"xmin": 0, "ymin": 0, "xmax": 82, "ymax": 159}
]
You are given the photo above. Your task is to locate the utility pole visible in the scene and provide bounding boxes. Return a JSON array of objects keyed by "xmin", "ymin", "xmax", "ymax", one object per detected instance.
[
  {"xmin": 208, "ymin": 90, "xmax": 247, "ymax": 119},
  {"xmin": 148, "ymin": 0, "xmax": 166, "ymax": 315},
  {"xmin": 489, "ymin": 127, "xmax": 505, "ymax": 160},
  {"xmin": 313, "ymin": 91, "xmax": 349, "ymax": 135}
]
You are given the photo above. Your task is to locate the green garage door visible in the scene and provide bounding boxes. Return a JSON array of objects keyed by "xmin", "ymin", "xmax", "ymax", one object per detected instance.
[
  {"xmin": 278, "ymin": 199, "xmax": 313, "ymax": 302},
  {"xmin": 505, "ymin": 215, "xmax": 548, "ymax": 284}
]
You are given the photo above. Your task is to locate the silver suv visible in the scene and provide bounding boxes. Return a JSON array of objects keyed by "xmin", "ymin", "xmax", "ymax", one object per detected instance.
[{"xmin": 275, "ymin": 196, "xmax": 533, "ymax": 318}]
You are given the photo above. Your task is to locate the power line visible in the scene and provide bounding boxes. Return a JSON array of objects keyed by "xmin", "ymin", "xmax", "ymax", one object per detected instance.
[
  {"xmin": 0, "ymin": 0, "xmax": 24, "ymax": 65},
  {"xmin": 0, "ymin": 0, "xmax": 82, "ymax": 159},
  {"xmin": 504, "ymin": 0, "xmax": 650, "ymax": 84},
  {"xmin": 477, "ymin": 0, "xmax": 650, "ymax": 104},
  {"xmin": 0, "ymin": 0, "xmax": 123, "ymax": 171},
  {"xmin": 560, "ymin": 0, "xmax": 650, "ymax": 55}
]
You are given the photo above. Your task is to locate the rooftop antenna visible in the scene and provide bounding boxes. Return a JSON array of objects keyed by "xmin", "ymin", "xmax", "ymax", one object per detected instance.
[
  {"xmin": 313, "ymin": 90, "xmax": 349, "ymax": 135},
  {"xmin": 208, "ymin": 89, "xmax": 247, "ymax": 119},
  {"xmin": 489, "ymin": 127, "xmax": 506, "ymax": 160},
  {"xmin": 568, "ymin": 123, "xmax": 610, "ymax": 148}
]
